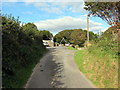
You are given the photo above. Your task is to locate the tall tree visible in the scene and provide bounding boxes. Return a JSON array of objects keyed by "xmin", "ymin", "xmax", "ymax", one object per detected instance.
[
  {"xmin": 70, "ymin": 29, "xmax": 87, "ymax": 46},
  {"xmin": 84, "ymin": 2, "xmax": 120, "ymax": 26},
  {"xmin": 84, "ymin": 1, "xmax": 120, "ymax": 40},
  {"xmin": 39, "ymin": 30, "xmax": 53, "ymax": 40},
  {"xmin": 54, "ymin": 30, "xmax": 73, "ymax": 43}
]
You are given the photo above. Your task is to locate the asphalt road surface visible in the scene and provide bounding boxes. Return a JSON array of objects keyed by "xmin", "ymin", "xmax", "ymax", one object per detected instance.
[{"xmin": 25, "ymin": 46, "xmax": 96, "ymax": 88}]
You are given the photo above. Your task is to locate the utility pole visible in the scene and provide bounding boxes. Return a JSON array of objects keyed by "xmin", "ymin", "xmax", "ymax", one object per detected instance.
[{"xmin": 87, "ymin": 11, "xmax": 89, "ymax": 42}]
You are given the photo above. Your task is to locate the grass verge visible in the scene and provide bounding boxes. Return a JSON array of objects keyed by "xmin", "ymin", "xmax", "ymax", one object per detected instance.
[{"xmin": 74, "ymin": 49, "xmax": 118, "ymax": 88}]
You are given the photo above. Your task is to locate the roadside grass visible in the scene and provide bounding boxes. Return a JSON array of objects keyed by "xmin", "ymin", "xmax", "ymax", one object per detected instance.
[
  {"xmin": 74, "ymin": 49, "xmax": 118, "ymax": 88},
  {"xmin": 67, "ymin": 46, "xmax": 77, "ymax": 50},
  {"xmin": 3, "ymin": 48, "xmax": 48, "ymax": 88},
  {"xmin": 74, "ymin": 50, "xmax": 85, "ymax": 73}
]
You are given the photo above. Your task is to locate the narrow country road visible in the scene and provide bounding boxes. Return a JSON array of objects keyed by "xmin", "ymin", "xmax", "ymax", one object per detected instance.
[{"xmin": 25, "ymin": 46, "xmax": 96, "ymax": 88}]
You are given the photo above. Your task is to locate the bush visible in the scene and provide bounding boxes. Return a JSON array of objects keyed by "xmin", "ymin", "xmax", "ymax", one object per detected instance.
[{"xmin": 2, "ymin": 15, "xmax": 47, "ymax": 88}]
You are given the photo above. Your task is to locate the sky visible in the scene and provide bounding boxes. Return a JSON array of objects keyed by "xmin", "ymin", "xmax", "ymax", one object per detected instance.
[{"xmin": 1, "ymin": 0, "xmax": 111, "ymax": 35}]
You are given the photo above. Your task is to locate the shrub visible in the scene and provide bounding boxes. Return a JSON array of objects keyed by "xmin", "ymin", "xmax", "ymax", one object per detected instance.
[{"xmin": 2, "ymin": 15, "xmax": 47, "ymax": 88}]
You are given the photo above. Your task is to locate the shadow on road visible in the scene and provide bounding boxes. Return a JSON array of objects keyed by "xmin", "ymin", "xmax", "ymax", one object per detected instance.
[
  {"xmin": 46, "ymin": 47, "xmax": 65, "ymax": 88},
  {"xmin": 25, "ymin": 47, "xmax": 65, "ymax": 88}
]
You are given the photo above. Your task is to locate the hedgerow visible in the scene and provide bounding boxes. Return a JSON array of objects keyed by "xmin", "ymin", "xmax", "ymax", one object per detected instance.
[{"xmin": 2, "ymin": 15, "xmax": 47, "ymax": 88}]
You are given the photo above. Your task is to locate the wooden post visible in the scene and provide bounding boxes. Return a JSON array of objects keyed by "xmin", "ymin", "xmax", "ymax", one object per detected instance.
[
  {"xmin": 87, "ymin": 11, "xmax": 89, "ymax": 42},
  {"xmin": 117, "ymin": 29, "xmax": 120, "ymax": 43}
]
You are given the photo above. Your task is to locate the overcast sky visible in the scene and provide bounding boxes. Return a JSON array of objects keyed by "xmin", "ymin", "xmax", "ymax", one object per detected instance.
[{"xmin": 1, "ymin": 0, "xmax": 111, "ymax": 35}]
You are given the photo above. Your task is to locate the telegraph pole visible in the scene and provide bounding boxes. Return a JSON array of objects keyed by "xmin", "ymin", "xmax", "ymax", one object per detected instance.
[{"xmin": 87, "ymin": 11, "xmax": 89, "ymax": 42}]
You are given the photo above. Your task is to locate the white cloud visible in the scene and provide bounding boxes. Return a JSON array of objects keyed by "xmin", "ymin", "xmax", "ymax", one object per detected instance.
[
  {"xmin": 2, "ymin": 0, "xmax": 19, "ymax": 2},
  {"xmin": 4, "ymin": 0, "xmax": 117, "ymax": 2},
  {"xmin": 3, "ymin": 0, "xmax": 84, "ymax": 2},
  {"xmin": 89, "ymin": 27, "xmax": 102, "ymax": 31},
  {"xmin": 3, "ymin": 0, "xmax": 116, "ymax": 3},
  {"xmin": 34, "ymin": 16, "xmax": 105, "ymax": 34},
  {"xmin": 23, "ymin": 2, "xmax": 86, "ymax": 14},
  {"xmin": 41, "ymin": 7, "xmax": 63, "ymax": 14},
  {"xmin": 2, "ymin": 0, "xmax": 86, "ymax": 14}
]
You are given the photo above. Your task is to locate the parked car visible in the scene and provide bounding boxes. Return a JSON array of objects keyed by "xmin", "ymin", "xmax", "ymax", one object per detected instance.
[
  {"xmin": 43, "ymin": 42, "xmax": 49, "ymax": 47},
  {"xmin": 65, "ymin": 44, "xmax": 70, "ymax": 47}
]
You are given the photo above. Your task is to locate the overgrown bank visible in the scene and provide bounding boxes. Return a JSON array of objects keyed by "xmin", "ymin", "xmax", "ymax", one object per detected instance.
[
  {"xmin": 74, "ymin": 26, "xmax": 118, "ymax": 88},
  {"xmin": 2, "ymin": 15, "xmax": 48, "ymax": 88},
  {"xmin": 75, "ymin": 49, "xmax": 118, "ymax": 88}
]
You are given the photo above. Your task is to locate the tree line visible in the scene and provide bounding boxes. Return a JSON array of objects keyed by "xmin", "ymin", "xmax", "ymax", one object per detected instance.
[{"xmin": 54, "ymin": 29, "xmax": 98, "ymax": 47}]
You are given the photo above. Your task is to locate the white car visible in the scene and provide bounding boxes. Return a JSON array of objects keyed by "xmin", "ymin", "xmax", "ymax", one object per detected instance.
[
  {"xmin": 43, "ymin": 42, "xmax": 49, "ymax": 47},
  {"xmin": 65, "ymin": 44, "xmax": 70, "ymax": 47}
]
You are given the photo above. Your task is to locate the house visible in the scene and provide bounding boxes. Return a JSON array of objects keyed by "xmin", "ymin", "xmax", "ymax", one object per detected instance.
[{"xmin": 43, "ymin": 40, "xmax": 54, "ymax": 47}]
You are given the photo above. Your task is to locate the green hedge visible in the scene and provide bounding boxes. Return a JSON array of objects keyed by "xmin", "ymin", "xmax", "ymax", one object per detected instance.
[{"xmin": 2, "ymin": 15, "xmax": 47, "ymax": 88}]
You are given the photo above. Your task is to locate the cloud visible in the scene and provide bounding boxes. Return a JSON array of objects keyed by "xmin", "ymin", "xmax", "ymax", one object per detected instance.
[
  {"xmin": 41, "ymin": 7, "xmax": 63, "ymax": 14},
  {"xmin": 3, "ymin": 0, "xmax": 84, "ymax": 2},
  {"xmin": 2, "ymin": 0, "xmax": 86, "ymax": 14},
  {"xmin": 23, "ymin": 1, "xmax": 86, "ymax": 14},
  {"xmin": 3, "ymin": 0, "xmax": 19, "ymax": 2},
  {"xmin": 34, "ymin": 16, "xmax": 105, "ymax": 34},
  {"xmin": 4, "ymin": 0, "xmax": 116, "ymax": 2}
]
